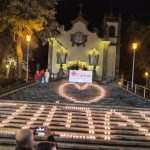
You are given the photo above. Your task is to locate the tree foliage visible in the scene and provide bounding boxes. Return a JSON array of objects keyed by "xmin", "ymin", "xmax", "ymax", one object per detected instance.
[
  {"xmin": 0, "ymin": 29, "xmax": 14, "ymax": 63},
  {"xmin": 0, "ymin": 0, "xmax": 59, "ymax": 78},
  {"xmin": 0, "ymin": 0, "xmax": 58, "ymax": 38},
  {"xmin": 126, "ymin": 20, "xmax": 150, "ymax": 72}
]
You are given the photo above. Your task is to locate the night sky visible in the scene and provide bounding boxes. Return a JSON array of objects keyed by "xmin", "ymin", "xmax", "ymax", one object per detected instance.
[{"xmin": 56, "ymin": 0, "xmax": 150, "ymax": 29}]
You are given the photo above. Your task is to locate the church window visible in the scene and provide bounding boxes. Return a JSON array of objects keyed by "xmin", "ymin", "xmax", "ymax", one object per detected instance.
[
  {"xmin": 89, "ymin": 48, "xmax": 99, "ymax": 66},
  {"xmin": 109, "ymin": 26, "xmax": 116, "ymax": 37},
  {"xmin": 57, "ymin": 47, "xmax": 67, "ymax": 64}
]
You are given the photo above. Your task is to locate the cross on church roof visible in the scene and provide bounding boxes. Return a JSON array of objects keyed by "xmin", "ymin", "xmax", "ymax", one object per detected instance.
[{"xmin": 79, "ymin": 3, "xmax": 84, "ymax": 15}]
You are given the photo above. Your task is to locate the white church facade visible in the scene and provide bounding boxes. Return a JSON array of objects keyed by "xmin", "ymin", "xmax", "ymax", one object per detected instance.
[{"xmin": 48, "ymin": 14, "xmax": 121, "ymax": 80}]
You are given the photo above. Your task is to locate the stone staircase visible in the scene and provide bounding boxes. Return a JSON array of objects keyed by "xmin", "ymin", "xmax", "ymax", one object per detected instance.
[
  {"xmin": 0, "ymin": 101, "xmax": 150, "ymax": 150},
  {"xmin": 1, "ymin": 81, "xmax": 150, "ymax": 108}
]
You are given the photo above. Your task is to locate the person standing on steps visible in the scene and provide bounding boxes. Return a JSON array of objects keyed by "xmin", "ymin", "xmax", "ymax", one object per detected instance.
[
  {"xmin": 40, "ymin": 69, "xmax": 45, "ymax": 79},
  {"xmin": 39, "ymin": 69, "xmax": 45, "ymax": 84},
  {"xmin": 34, "ymin": 71, "xmax": 41, "ymax": 82},
  {"xmin": 45, "ymin": 69, "xmax": 50, "ymax": 83}
]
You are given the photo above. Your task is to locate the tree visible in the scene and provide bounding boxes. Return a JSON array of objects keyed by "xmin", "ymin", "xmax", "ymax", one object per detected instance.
[
  {"xmin": 127, "ymin": 21, "xmax": 150, "ymax": 69},
  {"xmin": 0, "ymin": 29, "xmax": 14, "ymax": 65},
  {"xmin": 0, "ymin": 0, "xmax": 58, "ymax": 78}
]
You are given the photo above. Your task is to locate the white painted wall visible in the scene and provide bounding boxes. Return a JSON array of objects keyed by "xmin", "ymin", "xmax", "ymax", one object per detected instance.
[
  {"xmin": 52, "ymin": 21, "xmax": 104, "ymax": 76},
  {"xmin": 107, "ymin": 46, "xmax": 116, "ymax": 79},
  {"xmin": 50, "ymin": 20, "xmax": 117, "ymax": 78}
]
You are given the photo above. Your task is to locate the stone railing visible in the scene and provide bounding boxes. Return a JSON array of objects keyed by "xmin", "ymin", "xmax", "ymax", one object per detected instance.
[
  {"xmin": 94, "ymin": 76, "xmax": 115, "ymax": 82},
  {"xmin": 49, "ymin": 72, "xmax": 68, "ymax": 81},
  {"xmin": 49, "ymin": 73, "xmax": 58, "ymax": 79},
  {"xmin": 49, "ymin": 73, "xmax": 62, "ymax": 81},
  {"xmin": 122, "ymin": 80, "xmax": 150, "ymax": 100}
]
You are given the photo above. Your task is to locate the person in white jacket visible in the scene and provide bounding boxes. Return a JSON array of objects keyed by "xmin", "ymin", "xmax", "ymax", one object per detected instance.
[{"xmin": 45, "ymin": 69, "xmax": 50, "ymax": 83}]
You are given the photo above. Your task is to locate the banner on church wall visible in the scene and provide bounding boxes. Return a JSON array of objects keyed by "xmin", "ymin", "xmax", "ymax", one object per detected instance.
[{"xmin": 69, "ymin": 70, "xmax": 93, "ymax": 83}]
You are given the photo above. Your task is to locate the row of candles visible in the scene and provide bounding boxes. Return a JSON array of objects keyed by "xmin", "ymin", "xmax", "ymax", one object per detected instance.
[
  {"xmin": 58, "ymin": 83, "xmax": 106, "ymax": 104},
  {"xmin": 104, "ymin": 111, "xmax": 111, "ymax": 140},
  {"xmin": 43, "ymin": 106, "xmax": 57, "ymax": 126},
  {"xmin": 58, "ymin": 110, "xmax": 96, "ymax": 139},
  {"xmin": 0, "ymin": 130, "xmax": 16, "ymax": 135},
  {"xmin": 65, "ymin": 106, "xmax": 90, "ymax": 111},
  {"xmin": 0, "ymin": 104, "xmax": 27, "ymax": 128},
  {"xmin": 60, "ymin": 133, "xmax": 96, "ymax": 140},
  {"xmin": 86, "ymin": 110, "xmax": 95, "ymax": 137},
  {"xmin": 139, "ymin": 111, "xmax": 150, "ymax": 122},
  {"xmin": 0, "ymin": 102, "xmax": 150, "ymax": 140},
  {"xmin": 104, "ymin": 109, "xmax": 150, "ymax": 140},
  {"xmin": 0, "ymin": 103, "xmax": 17, "ymax": 107},
  {"xmin": 22, "ymin": 105, "xmax": 45, "ymax": 129},
  {"xmin": 66, "ymin": 113, "xmax": 72, "ymax": 128},
  {"xmin": 0, "ymin": 104, "xmax": 27, "ymax": 135}
]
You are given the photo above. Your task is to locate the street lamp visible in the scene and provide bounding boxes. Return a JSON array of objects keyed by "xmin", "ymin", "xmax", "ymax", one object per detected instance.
[
  {"xmin": 131, "ymin": 42, "xmax": 138, "ymax": 90},
  {"xmin": 145, "ymin": 72, "xmax": 149, "ymax": 86},
  {"xmin": 57, "ymin": 47, "xmax": 67, "ymax": 77},
  {"xmin": 6, "ymin": 64, "xmax": 9, "ymax": 69},
  {"xmin": 6, "ymin": 64, "xmax": 10, "ymax": 78},
  {"xmin": 26, "ymin": 35, "xmax": 31, "ymax": 83}
]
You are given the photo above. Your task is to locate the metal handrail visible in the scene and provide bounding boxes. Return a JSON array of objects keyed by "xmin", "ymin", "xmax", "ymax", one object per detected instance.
[
  {"xmin": 122, "ymin": 80, "xmax": 150, "ymax": 100},
  {"xmin": 123, "ymin": 80, "xmax": 150, "ymax": 90},
  {"xmin": 50, "ymin": 73, "xmax": 58, "ymax": 79}
]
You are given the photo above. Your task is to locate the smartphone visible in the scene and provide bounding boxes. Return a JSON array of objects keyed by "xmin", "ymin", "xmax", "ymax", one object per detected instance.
[{"xmin": 35, "ymin": 127, "xmax": 45, "ymax": 136}]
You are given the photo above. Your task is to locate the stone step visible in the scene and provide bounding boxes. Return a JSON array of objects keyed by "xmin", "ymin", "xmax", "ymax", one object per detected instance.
[
  {"xmin": 0, "ymin": 137, "xmax": 150, "ymax": 150},
  {"xmin": 0, "ymin": 101, "xmax": 150, "ymax": 149}
]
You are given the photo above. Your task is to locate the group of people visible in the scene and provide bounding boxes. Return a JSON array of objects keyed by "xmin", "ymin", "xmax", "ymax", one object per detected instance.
[
  {"xmin": 15, "ymin": 127, "xmax": 57, "ymax": 150},
  {"xmin": 34, "ymin": 69, "xmax": 50, "ymax": 83}
]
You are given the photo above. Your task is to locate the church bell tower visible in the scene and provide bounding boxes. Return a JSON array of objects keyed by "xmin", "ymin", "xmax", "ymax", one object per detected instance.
[{"xmin": 102, "ymin": 12, "xmax": 122, "ymax": 80}]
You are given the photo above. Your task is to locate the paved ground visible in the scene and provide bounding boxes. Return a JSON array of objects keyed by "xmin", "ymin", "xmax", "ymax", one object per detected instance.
[{"xmin": 0, "ymin": 79, "xmax": 150, "ymax": 108}]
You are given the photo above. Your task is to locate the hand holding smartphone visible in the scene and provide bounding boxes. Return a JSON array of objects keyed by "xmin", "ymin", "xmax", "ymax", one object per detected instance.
[{"xmin": 35, "ymin": 127, "xmax": 45, "ymax": 136}]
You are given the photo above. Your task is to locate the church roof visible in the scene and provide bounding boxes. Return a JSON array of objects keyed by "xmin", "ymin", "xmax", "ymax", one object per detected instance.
[
  {"xmin": 69, "ymin": 14, "xmax": 100, "ymax": 36},
  {"xmin": 71, "ymin": 14, "xmax": 89, "ymax": 26}
]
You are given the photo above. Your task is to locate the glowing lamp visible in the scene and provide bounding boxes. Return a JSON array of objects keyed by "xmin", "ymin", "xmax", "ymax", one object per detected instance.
[
  {"xmin": 145, "ymin": 72, "xmax": 149, "ymax": 77},
  {"xmin": 132, "ymin": 42, "xmax": 138, "ymax": 50},
  {"xmin": 6, "ymin": 64, "xmax": 9, "ymax": 69},
  {"xmin": 118, "ymin": 82, "xmax": 121, "ymax": 86},
  {"xmin": 26, "ymin": 35, "xmax": 31, "ymax": 42},
  {"xmin": 51, "ymin": 38, "xmax": 55, "ymax": 41},
  {"xmin": 102, "ymin": 40, "xmax": 110, "ymax": 49}
]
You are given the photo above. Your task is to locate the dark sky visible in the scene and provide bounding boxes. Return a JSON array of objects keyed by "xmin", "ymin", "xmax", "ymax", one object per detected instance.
[{"xmin": 56, "ymin": 0, "xmax": 150, "ymax": 29}]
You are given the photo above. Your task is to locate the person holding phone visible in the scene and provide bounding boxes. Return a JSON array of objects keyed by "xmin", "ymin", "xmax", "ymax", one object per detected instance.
[
  {"xmin": 15, "ymin": 127, "xmax": 56, "ymax": 150},
  {"xmin": 34, "ymin": 127, "xmax": 58, "ymax": 150}
]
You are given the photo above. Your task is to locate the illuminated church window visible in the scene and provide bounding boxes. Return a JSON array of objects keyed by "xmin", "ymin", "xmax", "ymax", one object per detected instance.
[
  {"xmin": 89, "ymin": 48, "xmax": 99, "ymax": 66},
  {"xmin": 57, "ymin": 47, "xmax": 68, "ymax": 64}
]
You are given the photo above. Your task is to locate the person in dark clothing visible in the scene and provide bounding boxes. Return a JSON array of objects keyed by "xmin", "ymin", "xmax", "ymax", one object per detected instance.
[{"xmin": 35, "ymin": 142, "xmax": 57, "ymax": 150}]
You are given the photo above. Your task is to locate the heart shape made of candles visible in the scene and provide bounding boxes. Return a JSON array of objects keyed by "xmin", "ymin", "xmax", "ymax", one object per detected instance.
[{"xmin": 58, "ymin": 83, "xmax": 106, "ymax": 104}]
